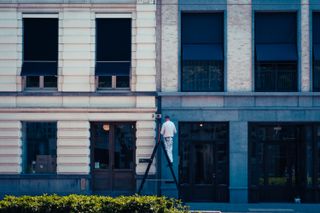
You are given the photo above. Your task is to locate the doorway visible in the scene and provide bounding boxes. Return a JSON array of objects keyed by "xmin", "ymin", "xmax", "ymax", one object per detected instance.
[
  {"xmin": 90, "ymin": 122, "xmax": 136, "ymax": 194},
  {"xmin": 179, "ymin": 122, "xmax": 229, "ymax": 202}
]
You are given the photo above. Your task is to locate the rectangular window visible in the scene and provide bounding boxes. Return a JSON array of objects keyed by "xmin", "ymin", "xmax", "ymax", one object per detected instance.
[
  {"xmin": 21, "ymin": 17, "xmax": 58, "ymax": 89},
  {"xmin": 95, "ymin": 18, "xmax": 131, "ymax": 89},
  {"xmin": 22, "ymin": 122, "xmax": 57, "ymax": 174},
  {"xmin": 181, "ymin": 13, "xmax": 224, "ymax": 92},
  {"xmin": 313, "ymin": 13, "xmax": 320, "ymax": 91},
  {"xmin": 254, "ymin": 12, "xmax": 298, "ymax": 92}
]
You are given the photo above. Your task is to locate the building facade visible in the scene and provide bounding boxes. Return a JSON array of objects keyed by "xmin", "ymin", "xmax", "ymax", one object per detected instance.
[
  {"xmin": 160, "ymin": 0, "xmax": 320, "ymax": 203},
  {"xmin": 0, "ymin": 0, "xmax": 157, "ymax": 197},
  {"xmin": 1, "ymin": 0, "xmax": 320, "ymax": 204}
]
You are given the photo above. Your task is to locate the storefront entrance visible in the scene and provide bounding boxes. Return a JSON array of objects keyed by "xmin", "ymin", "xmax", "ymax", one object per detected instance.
[
  {"xmin": 90, "ymin": 122, "xmax": 136, "ymax": 194},
  {"xmin": 179, "ymin": 122, "xmax": 229, "ymax": 202},
  {"xmin": 249, "ymin": 123, "xmax": 320, "ymax": 203}
]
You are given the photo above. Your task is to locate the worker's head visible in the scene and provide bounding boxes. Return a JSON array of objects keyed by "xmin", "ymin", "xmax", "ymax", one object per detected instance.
[{"xmin": 165, "ymin": 115, "xmax": 170, "ymax": 121}]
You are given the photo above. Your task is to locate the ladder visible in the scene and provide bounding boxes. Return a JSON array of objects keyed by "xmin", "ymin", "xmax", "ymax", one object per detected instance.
[{"xmin": 137, "ymin": 124, "xmax": 179, "ymax": 196}]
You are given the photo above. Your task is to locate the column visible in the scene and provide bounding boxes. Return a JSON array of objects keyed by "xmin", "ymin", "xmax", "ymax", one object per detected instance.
[{"xmin": 229, "ymin": 121, "xmax": 248, "ymax": 203}]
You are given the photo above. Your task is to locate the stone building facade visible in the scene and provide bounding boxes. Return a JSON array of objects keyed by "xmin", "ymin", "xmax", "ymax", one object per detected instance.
[
  {"xmin": 1, "ymin": 0, "xmax": 320, "ymax": 204},
  {"xmin": 0, "ymin": 0, "xmax": 157, "ymax": 196},
  {"xmin": 159, "ymin": 0, "xmax": 320, "ymax": 203}
]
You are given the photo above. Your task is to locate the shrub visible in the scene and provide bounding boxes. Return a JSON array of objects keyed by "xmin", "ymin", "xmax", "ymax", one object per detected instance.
[{"xmin": 0, "ymin": 194, "xmax": 189, "ymax": 213}]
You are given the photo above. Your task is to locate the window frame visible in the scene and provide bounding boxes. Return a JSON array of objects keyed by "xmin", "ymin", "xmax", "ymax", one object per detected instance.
[
  {"xmin": 313, "ymin": 12, "xmax": 320, "ymax": 91},
  {"xmin": 254, "ymin": 11, "xmax": 298, "ymax": 92},
  {"xmin": 22, "ymin": 122, "xmax": 57, "ymax": 175},
  {"xmin": 180, "ymin": 12, "xmax": 225, "ymax": 92},
  {"xmin": 21, "ymin": 14, "xmax": 59, "ymax": 91},
  {"xmin": 95, "ymin": 15, "xmax": 132, "ymax": 91},
  {"xmin": 23, "ymin": 76, "xmax": 58, "ymax": 91}
]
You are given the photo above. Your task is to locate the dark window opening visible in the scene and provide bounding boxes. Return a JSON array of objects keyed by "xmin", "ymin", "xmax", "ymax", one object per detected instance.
[
  {"xmin": 98, "ymin": 76, "xmax": 112, "ymax": 88},
  {"xmin": 44, "ymin": 76, "xmax": 57, "ymax": 88},
  {"xmin": 181, "ymin": 13, "xmax": 224, "ymax": 92},
  {"xmin": 22, "ymin": 18, "xmax": 58, "ymax": 89},
  {"xmin": 95, "ymin": 18, "xmax": 131, "ymax": 89},
  {"xmin": 26, "ymin": 76, "xmax": 40, "ymax": 88},
  {"xmin": 116, "ymin": 76, "xmax": 130, "ymax": 88},
  {"xmin": 254, "ymin": 12, "xmax": 297, "ymax": 92},
  {"xmin": 23, "ymin": 122, "xmax": 57, "ymax": 174},
  {"xmin": 313, "ymin": 13, "xmax": 320, "ymax": 91}
]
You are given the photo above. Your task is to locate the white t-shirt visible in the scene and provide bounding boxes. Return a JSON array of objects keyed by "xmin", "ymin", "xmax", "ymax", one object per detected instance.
[{"xmin": 160, "ymin": 120, "xmax": 177, "ymax": 138}]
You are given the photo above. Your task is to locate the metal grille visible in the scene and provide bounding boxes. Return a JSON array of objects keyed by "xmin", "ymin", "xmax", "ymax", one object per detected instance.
[
  {"xmin": 182, "ymin": 60, "xmax": 224, "ymax": 92},
  {"xmin": 255, "ymin": 62, "xmax": 297, "ymax": 92}
]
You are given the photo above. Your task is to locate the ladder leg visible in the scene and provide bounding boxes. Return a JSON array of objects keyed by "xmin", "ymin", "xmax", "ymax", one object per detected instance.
[
  {"xmin": 160, "ymin": 141, "xmax": 179, "ymax": 193},
  {"xmin": 137, "ymin": 140, "xmax": 160, "ymax": 194}
]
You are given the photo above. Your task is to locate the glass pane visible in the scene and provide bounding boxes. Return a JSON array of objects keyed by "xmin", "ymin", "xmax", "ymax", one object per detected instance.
[
  {"xmin": 23, "ymin": 122, "xmax": 57, "ymax": 174},
  {"xmin": 114, "ymin": 123, "xmax": 135, "ymax": 169},
  {"xmin": 179, "ymin": 123, "xmax": 228, "ymax": 185},
  {"xmin": 182, "ymin": 61, "xmax": 223, "ymax": 92},
  {"xmin": 255, "ymin": 62, "xmax": 297, "ymax": 92},
  {"xmin": 26, "ymin": 76, "xmax": 40, "ymax": 88},
  {"xmin": 116, "ymin": 76, "xmax": 130, "ymax": 88},
  {"xmin": 98, "ymin": 76, "xmax": 112, "ymax": 88},
  {"xmin": 276, "ymin": 64, "xmax": 297, "ymax": 91},
  {"xmin": 255, "ymin": 63, "xmax": 275, "ymax": 91},
  {"xmin": 44, "ymin": 76, "xmax": 57, "ymax": 88},
  {"xmin": 91, "ymin": 122, "xmax": 110, "ymax": 169},
  {"xmin": 314, "ymin": 61, "xmax": 320, "ymax": 91},
  {"xmin": 317, "ymin": 126, "xmax": 320, "ymax": 186},
  {"xmin": 194, "ymin": 143, "xmax": 214, "ymax": 184}
]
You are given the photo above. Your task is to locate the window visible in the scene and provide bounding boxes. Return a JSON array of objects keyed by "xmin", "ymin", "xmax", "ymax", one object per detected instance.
[
  {"xmin": 181, "ymin": 13, "xmax": 224, "ymax": 92},
  {"xmin": 21, "ymin": 18, "xmax": 58, "ymax": 89},
  {"xmin": 95, "ymin": 18, "xmax": 131, "ymax": 89},
  {"xmin": 255, "ymin": 12, "xmax": 298, "ymax": 92},
  {"xmin": 22, "ymin": 122, "xmax": 57, "ymax": 174},
  {"xmin": 313, "ymin": 13, "xmax": 320, "ymax": 91}
]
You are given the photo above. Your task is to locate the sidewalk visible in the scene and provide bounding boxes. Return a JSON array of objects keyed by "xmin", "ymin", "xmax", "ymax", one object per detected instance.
[{"xmin": 188, "ymin": 203, "xmax": 320, "ymax": 213}]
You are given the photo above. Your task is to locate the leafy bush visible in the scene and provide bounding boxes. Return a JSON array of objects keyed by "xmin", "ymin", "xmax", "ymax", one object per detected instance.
[{"xmin": 0, "ymin": 194, "xmax": 189, "ymax": 213}]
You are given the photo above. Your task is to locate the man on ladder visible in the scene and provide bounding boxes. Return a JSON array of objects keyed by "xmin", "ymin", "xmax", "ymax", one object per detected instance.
[
  {"xmin": 138, "ymin": 115, "xmax": 179, "ymax": 195},
  {"xmin": 160, "ymin": 115, "xmax": 177, "ymax": 165}
]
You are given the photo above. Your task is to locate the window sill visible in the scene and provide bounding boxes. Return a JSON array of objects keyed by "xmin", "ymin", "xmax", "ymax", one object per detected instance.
[
  {"xmin": 23, "ymin": 88, "xmax": 58, "ymax": 93},
  {"xmin": 158, "ymin": 91, "xmax": 320, "ymax": 97}
]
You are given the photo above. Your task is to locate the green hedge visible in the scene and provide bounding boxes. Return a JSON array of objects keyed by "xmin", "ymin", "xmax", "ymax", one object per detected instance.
[{"xmin": 0, "ymin": 194, "xmax": 189, "ymax": 213}]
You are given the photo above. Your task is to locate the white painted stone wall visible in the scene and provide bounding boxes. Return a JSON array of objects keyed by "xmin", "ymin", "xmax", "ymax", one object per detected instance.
[
  {"xmin": 160, "ymin": 0, "xmax": 179, "ymax": 92},
  {"xmin": 301, "ymin": 0, "xmax": 310, "ymax": 92},
  {"xmin": 134, "ymin": 3, "xmax": 157, "ymax": 91},
  {"xmin": 227, "ymin": 0, "xmax": 252, "ymax": 92},
  {"xmin": 0, "ymin": 121, "xmax": 22, "ymax": 174},
  {"xmin": 0, "ymin": 10, "xmax": 21, "ymax": 92},
  {"xmin": 57, "ymin": 121, "xmax": 90, "ymax": 174},
  {"xmin": 0, "ymin": 2, "xmax": 157, "ymax": 93},
  {"xmin": 60, "ymin": 10, "xmax": 94, "ymax": 92},
  {"xmin": 0, "ymin": 111, "xmax": 156, "ymax": 174},
  {"xmin": 0, "ymin": 2, "xmax": 157, "ymax": 175}
]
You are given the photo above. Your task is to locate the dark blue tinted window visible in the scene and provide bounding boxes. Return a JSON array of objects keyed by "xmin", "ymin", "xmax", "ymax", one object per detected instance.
[
  {"xmin": 181, "ymin": 13, "xmax": 224, "ymax": 92},
  {"xmin": 255, "ymin": 12, "xmax": 297, "ymax": 92},
  {"xmin": 313, "ymin": 13, "xmax": 320, "ymax": 91},
  {"xmin": 96, "ymin": 18, "xmax": 131, "ymax": 61},
  {"xmin": 182, "ymin": 13, "xmax": 223, "ymax": 44},
  {"xmin": 23, "ymin": 122, "xmax": 57, "ymax": 174},
  {"xmin": 255, "ymin": 13, "xmax": 297, "ymax": 44},
  {"xmin": 23, "ymin": 18, "xmax": 58, "ymax": 61}
]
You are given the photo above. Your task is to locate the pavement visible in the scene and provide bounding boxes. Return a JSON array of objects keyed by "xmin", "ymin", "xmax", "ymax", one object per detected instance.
[{"xmin": 187, "ymin": 203, "xmax": 320, "ymax": 213}]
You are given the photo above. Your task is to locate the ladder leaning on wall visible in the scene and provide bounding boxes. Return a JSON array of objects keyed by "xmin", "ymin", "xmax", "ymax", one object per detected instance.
[{"xmin": 137, "ymin": 116, "xmax": 179, "ymax": 196}]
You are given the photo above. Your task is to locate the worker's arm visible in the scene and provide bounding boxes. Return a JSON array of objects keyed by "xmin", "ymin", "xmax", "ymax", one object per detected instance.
[{"xmin": 160, "ymin": 123, "xmax": 165, "ymax": 135}]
